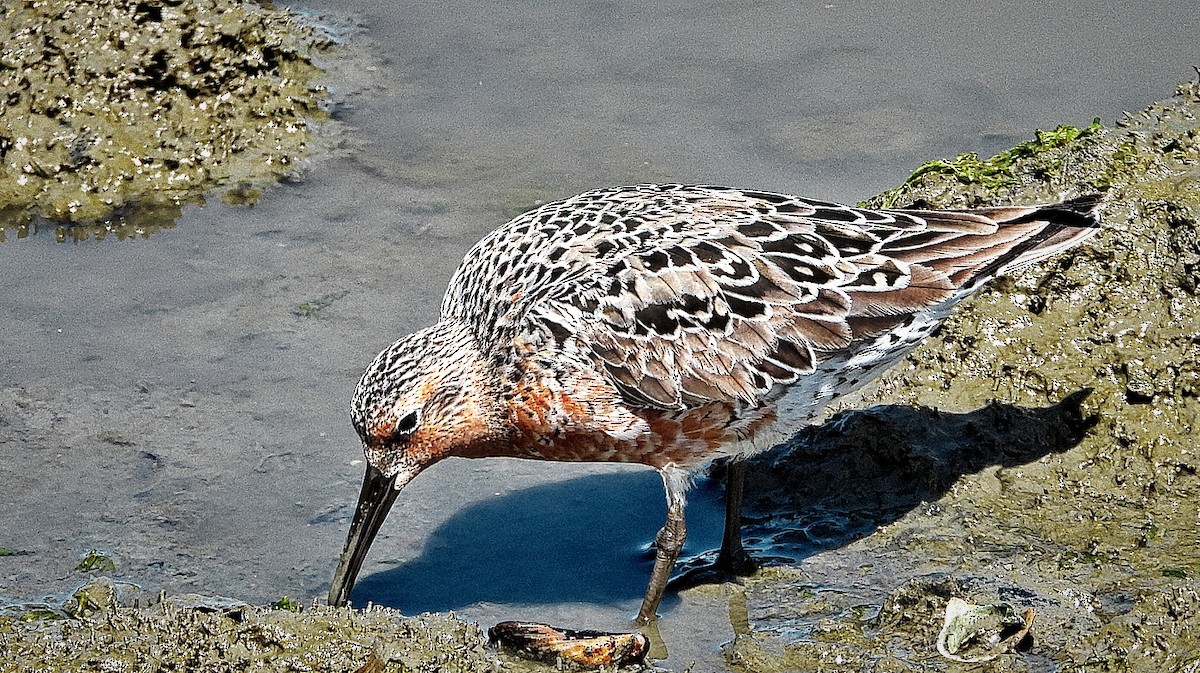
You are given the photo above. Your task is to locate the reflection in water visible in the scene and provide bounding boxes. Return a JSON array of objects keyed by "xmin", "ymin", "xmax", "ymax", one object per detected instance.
[{"xmin": 0, "ymin": 201, "xmax": 184, "ymax": 244}]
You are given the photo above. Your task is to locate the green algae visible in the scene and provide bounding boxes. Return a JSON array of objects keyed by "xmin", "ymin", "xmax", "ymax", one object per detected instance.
[
  {"xmin": 727, "ymin": 80, "xmax": 1200, "ymax": 673},
  {"xmin": 267, "ymin": 596, "xmax": 302, "ymax": 612},
  {"xmin": 73, "ymin": 549, "xmax": 115, "ymax": 573},
  {"xmin": 0, "ymin": 0, "xmax": 332, "ymax": 243},
  {"xmin": 870, "ymin": 119, "xmax": 1105, "ymax": 208}
]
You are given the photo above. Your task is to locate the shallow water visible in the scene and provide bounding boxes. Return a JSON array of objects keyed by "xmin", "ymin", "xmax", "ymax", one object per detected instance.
[{"xmin": 1, "ymin": 0, "xmax": 1197, "ymax": 669}]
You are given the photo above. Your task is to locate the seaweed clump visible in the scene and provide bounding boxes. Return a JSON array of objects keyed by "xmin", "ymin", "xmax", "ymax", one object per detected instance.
[{"xmin": 0, "ymin": 0, "xmax": 332, "ymax": 242}]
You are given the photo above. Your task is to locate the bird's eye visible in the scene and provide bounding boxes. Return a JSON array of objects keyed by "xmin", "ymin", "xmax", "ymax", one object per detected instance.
[{"xmin": 394, "ymin": 410, "xmax": 419, "ymax": 437}]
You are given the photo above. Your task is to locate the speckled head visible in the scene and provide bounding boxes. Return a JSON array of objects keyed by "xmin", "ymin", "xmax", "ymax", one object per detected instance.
[
  {"xmin": 351, "ymin": 320, "xmax": 511, "ymax": 478},
  {"xmin": 331, "ymin": 319, "xmax": 509, "ymax": 607}
]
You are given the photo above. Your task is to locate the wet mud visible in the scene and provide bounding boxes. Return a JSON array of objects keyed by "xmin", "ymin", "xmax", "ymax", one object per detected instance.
[{"xmin": 0, "ymin": 0, "xmax": 332, "ymax": 242}]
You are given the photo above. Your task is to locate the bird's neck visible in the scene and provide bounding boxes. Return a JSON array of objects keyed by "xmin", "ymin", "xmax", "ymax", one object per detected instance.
[{"xmin": 418, "ymin": 320, "xmax": 516, "ymax": 460}]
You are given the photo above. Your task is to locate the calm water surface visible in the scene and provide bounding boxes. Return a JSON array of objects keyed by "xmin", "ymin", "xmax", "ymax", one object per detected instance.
[{"xmin": 2, "ymin": 0, "xmax": 1196, "ymax": 668}]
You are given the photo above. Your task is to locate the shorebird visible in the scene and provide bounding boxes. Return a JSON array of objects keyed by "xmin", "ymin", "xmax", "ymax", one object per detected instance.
[{"xmin": 327, "ymin": 184, "xmax": 1102, "ymax": 623}]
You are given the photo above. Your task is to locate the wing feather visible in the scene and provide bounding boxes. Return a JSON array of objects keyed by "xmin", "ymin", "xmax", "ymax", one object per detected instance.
[{"xmin": 442, "ymin": 184, "xmax": 1100, "ymax": 413}]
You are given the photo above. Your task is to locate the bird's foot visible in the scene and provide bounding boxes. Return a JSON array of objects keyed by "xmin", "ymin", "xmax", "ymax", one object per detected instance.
[{"xmin": 665, "ymin": 547, "xmax": 762, "ymax": 592}]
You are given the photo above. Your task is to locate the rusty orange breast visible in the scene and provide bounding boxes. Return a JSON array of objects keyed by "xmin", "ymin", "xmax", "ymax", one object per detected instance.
[{"xmin": 497, "ymin": 378, "xmax": 777, "ymax": 471}]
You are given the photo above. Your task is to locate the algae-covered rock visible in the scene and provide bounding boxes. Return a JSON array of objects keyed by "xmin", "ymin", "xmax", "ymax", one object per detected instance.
[
  {"xmin": 0, "ymin": 0, "xmax": 332, "ymax": 242},
  {"xmin": 726, "ymin": 80, "xmax": 1200, "ymax": 673}
]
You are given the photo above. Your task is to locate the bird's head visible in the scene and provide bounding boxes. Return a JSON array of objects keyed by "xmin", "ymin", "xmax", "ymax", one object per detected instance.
[{"xmin": 329, "ymin": 320, "xmax": 506, "ymax": 607}]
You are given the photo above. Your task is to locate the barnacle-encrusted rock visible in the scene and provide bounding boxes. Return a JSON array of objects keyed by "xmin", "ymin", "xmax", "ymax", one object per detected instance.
[
  {"xmin": 0, "ymin": 0, "xmax": 331, "ymax": 242},
  {"xmin": 0, "ymin": 580, "xmax": 502, "ymax": 673}
]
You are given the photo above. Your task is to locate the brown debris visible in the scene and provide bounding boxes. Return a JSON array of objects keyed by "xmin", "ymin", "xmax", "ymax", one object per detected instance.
[{"xmin": 489, "ymin": 620, "xmax": 651, "ymax": 668}]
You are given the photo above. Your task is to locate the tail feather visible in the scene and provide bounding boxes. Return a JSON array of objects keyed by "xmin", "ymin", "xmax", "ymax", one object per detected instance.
[
  {"xmin": 891, "ymin": 193, "xmax": 1104, "ymax": 288},
  {"xmin": 842, "ymin": 192, "xmax": 1103, "ymax": 343},
  {"xmin": 981, "ymin": 192, "xmax": 1104, "ymax": 278}
]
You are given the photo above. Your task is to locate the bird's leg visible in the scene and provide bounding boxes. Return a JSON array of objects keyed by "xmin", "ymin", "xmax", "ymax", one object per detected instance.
[
  {"xmin": 715, "ymin": 454, "xmax": 758, "ymax": 575},
  {"xmin": 638, "ymin": 506, "xmax": 685, "ymax": 624},
  {"xmin": 663, "ymin": 456, "xmax": 759, "ymax": 593},
  {"xmin": 637, "ymin": 466, "xmax": 689, "ymax": 624}
]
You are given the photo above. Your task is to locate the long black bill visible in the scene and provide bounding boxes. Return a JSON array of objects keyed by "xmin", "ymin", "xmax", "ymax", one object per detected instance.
[{"xmin": 328, "ymin": 464, "xmax": 403, "ymax": 607}]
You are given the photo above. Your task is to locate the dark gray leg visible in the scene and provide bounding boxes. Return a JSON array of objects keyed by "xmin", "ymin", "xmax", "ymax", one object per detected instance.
[
  {"xmin": 637, "ymin": 466, "xmax": 689, "ymax": 624},
  {"xmin": 715, "ymin": 454, "xmax": 758, "ymax": 575}
]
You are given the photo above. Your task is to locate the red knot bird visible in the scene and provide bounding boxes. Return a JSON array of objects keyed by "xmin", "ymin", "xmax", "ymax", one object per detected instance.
[{"xmin": 327, "ymin": 183, "xmax": 1102, "ymax": 623}]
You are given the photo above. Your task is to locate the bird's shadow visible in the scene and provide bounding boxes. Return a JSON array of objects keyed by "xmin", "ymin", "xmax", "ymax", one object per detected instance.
[{"xmin": 351, "ymin": 390, "xmax": 1095, "ymax": 613}]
